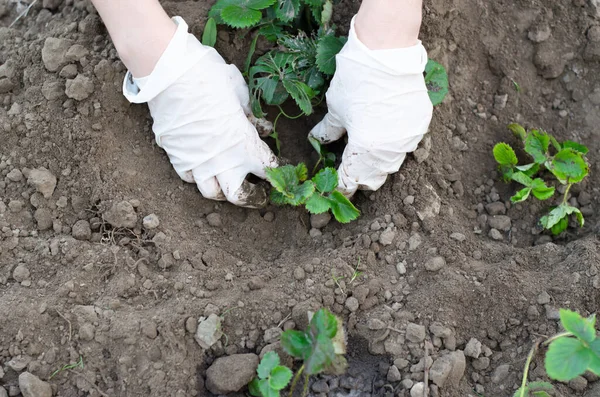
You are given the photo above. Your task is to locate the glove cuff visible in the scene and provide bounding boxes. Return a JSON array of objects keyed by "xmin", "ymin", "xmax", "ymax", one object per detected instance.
[
  {"xmin": 340, "ymin": 16, "xmax": 429, "ymax": 76},
  {"xmin": 122, "ymin": 16, "xmax": 212, "ymax": 103}
]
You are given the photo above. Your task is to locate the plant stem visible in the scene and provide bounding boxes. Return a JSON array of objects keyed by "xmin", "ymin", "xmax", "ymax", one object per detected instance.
[
  {"xmin": 289, "ymin": 365, "xmax": 305, "ymax": 397},
  {"xmin": 562, "ymin": 183, "xmax": 572, "ymax": 205},
  {"xmin": 543, "ymin": 331, "xmax": 572, "ymax": 346},
  {"xmin": 312, "ymin": 158, "xmax": 322, "ymax": 176},
  {"xmin": 302, "ymin": 372, "xmax": 309, "ymax": 397}
]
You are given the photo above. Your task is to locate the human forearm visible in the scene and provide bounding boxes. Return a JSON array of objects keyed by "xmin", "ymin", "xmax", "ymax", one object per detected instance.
[
  {"xmin": 90, "ymin": 0, "xmax": 176, "ymax": 77},
  {"xmin": 354, "ymin": 0, "xmax": 423, "ymax": 49}
]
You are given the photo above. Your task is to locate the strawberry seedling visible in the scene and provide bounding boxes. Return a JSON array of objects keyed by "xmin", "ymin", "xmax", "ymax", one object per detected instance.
[
  {"xmin": 515, "ymin": 309, "xmax": 600, "ymax": 397},
  {"xmin": 493, "ymin": 123, "xmax": 589, "ymax": 235},
  {"xmin": 249, "ymin": 351, "xmax": 294, "ymax": 397},
  {"xmin": 265, "ymin": 164, "xmax": 360, "ymax": 223},
  {"xmin": 281, "ymin": 308, "xmax": 346, "ymax": 396}
]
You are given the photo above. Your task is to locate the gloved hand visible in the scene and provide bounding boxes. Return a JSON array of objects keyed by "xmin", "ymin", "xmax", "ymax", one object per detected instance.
[
  {"xmin": 123, "ymin": 17, "xmax": 278, "ymax": 208},
  {"xmin": 309, "ymin": 17, "xmax": 433, "ymax": 197}
]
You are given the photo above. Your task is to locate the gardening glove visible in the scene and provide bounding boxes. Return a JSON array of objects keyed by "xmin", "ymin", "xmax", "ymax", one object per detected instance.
[
  {"xmin": 122, "ymin": 17, "xmax": 278, "ymax": 208},
  {"xmin": 309, "ymin": 17, "xmax": 433, "ymax": 197}
]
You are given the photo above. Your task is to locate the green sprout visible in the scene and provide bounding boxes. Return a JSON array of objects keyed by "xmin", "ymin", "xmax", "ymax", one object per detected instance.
[
  {"xmin": 493, "ymin": 123, "xmax": 589, "ymax": 235},
  {"xmin": 249, "ymin": 351, "xmax": 294, "ymax": 397}
]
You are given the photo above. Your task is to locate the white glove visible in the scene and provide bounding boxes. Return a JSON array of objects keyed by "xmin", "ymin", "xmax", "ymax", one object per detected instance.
[
  {"xmin": 122, "ymin": 17, "xmax": 278, "ymax": 208},
  {"xmin": 310, "ymin": 17, "xmax": 433, "ymax": 197}
]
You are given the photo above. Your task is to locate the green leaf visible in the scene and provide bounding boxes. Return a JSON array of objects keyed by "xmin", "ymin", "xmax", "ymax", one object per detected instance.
[
  {"xmin": 540, "ymin": 205, "xmax": 568, "ymax": 230},
  {"xmin": 202, "ymin": 18, "xmax": 217, "ymax": 47},
  {"xmin": 282, "ymin": 79, "xmax": 315, "ymax": 115},
  {"xmin": 304, "ymin": 333, "xmax": 336, "ymax": 375},
  {"xmin": 275, "ymin": 0, "xmax": 300, "ymax": 22},
  {"xmin": 550, "ymin": 135, "xmax": 562, "ymax": 152},
  {"xmin": 244, "ymin": 33, "xmax": 260, "ymax": 74},
  {"xmin": 499, "ymin": 164, "xmax": 514, "ymax": 182},
  {"xmin": 524, "ymin": 130, "xmax": 550, "ymax": 164},
  {"xmin": 258, "ymin": 378, "xmax": 278, "ymax": 397},
  {"xmin": 511, "ymin": 172, "xmax": 533, "ymax": 187},
  {"xmin": 265, "ymin": 165, "xmax": 300, "ymax": 196},
  {"xmin": 321, "ymin": 0, "xmax": 333, "ymax": 26},
  {"xmin": 424, "ymin": 60, "xmax": 449, "ymax": 106},
  {"xmin": 313, "ymin": 168, "xmax": 338, "ymax": 193},
  {"xmin": 511, "ymin": 187, "xmax": 531, "ymax": 203},
  {"xmin": 493, "ymin": 143, "xmax": 518, "ymax": 166},
  {"xmin": 218, "ymin": 0, "xmax": 276, "ymax": 28},
  {"xmin": 316, "ymin": 34, "xmax": 346, "ymax": 75},
  {"xmin": 532, "ymin": 392, "xmax": 551, "ymax": 397},
  {"xmin": 508, "ymin": 123, "xmax": 527, "ymax": 140},
  {"xmin": 269, "ymin": 366, "xmax": 293, "ymax": 390},
  {"xmin": 328, "ymin": 191, "xmax": 360, "ymax": 223},
  {"xmin": 258, "ymin": 23, "xmax": 285, "ymax": 42},
  {"xmin": 288, "ymin": 181, "xmax": 316, "ymax": 205},
  {"xmin": 295, "ymin": 163, "xmax": 308, "ymax": 182},
  {"xmin": 588, "ymin": 339, "xmax": 600, "ymax": 375},
  {"xmin": 257, "ymin": 351, "xmax": 280, "ymax": 379},
  {"xmin": 545, "ymin": 337, "xmax": 592, "ymax": 381},
  {"xmin": 528, "ymin": 382, "xmax": 554, "ymax": 391},
  {"xmin": 281, "ymin": 330, "xmax": 311, "ymax": 359},
  {"xmin": 248, "ymin": 378, "xmax": 262, "ymax": 397},
  {"xmin": 550, "ymin": 216, "xmax": 569, "ymax": 235},
  {"xmin": 551, "ymin": 149, "xmax": 589, "ymax": 184},
  {"xmin": 516, "ymin": 163, "xmax": 540, "ymax": 177},
  {"xmin": 512, "ymin": 387, "xmax": 526, "ymax": 397},
  {"xmin": 270, "ymin": 190, "xmax": 288, "ymax": 205},
  {"xmin": 562, "ymin": 140, "xmax": 589, "ymax": 155},
  {"xmin": 305, "ymin": 194, "xmax": 331, "ymax": 214},
  {"xmin": 309, "ymin": 136, "xmax": 323, "ymax": 154},
  {"xmin": 531, "ymin": 186, "xmax": 555, "ymax": 201},
  {"xmin": 310, "ymin": 308, "xmax": 338, "ymax": 339},
  {"xmin": 560, "ymin": 309, "xmax": 596, "ymax": 344}
]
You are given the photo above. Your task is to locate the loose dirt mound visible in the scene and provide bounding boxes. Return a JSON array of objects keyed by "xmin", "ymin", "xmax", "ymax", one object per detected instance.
[{"xmin": 1, "ymin": 1, "xmax": 600, "ymax": 396}]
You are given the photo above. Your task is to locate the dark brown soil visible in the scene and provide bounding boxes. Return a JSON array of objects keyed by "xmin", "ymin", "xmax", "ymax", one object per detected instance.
[{"xmin": 1, "ymin": 1, "xmax": 600, "ymax": 397}]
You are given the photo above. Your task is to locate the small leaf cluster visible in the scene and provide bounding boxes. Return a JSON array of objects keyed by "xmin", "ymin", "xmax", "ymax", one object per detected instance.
[
  {"xmin": 209, "ymin": 0, "xmax": 345, "ymax": 117},
  {"xmin": 265, "ymin": 164, "xmax": 360, "ymax": 223},
  {"xmin": 249, "ymin": 352, "xmax": 293, "ymax": 397},
  {"xmin": 545, "ymin": 309, "xmax": 600, "ymax": 382},
  {"xmin": 493, "ymin": 123, "xmax": 589, "ymax": 235},
  {"xmin": 281, "ymin": 308, "xmax": 347, "ymax": 376}
]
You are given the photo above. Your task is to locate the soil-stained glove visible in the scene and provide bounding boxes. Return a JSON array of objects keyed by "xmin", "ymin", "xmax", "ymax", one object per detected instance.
[
  {"xmin": 123, "ymin": 17, "xmax": 278, "ymax": 208},
  {"xmin": 310, "ymin": 17, "xmax": 433, "ymax": 197}
]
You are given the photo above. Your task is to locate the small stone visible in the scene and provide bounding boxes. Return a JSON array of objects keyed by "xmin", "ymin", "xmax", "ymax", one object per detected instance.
[
  {"xmin": 410, "ymin": 382, "xmax": 425, "ymax": 397},
  {"xmin": 65, "ymin": 74, "xmax": 94, "ymax": 101},
  {"xmin": 312, "ymin": 380, "xmax": 329, "ymax": 393},
  {"xmin": 293, "ymin": 267, "xmax": 306, "ymax": 280},
  {"xmin": 492, "ymin": 364, "xmax": 510, "ymax": 384},
  {"xmin": 18, "ymin": 372, "xmax": 52, "ymax": 397},
  {"xmin": 472, "ymin": 357, "xmax": 490, "ymax": 371},
  {"xmin": 425, "ymin": 256, "xmax": 446, "ymax": 272},
  {"xmin": 345, "ymin": 296, "xmax": 359, "ymax": 312},
  {"xmin": 401, "ymin": 379, "xmax": 414, "ymax": 390},
  {"xmin": 41, "ymin": 37, "xmax": 73, "ymax": 72},
  {"xmin": 534, "ymin": 41, "xmax": 567, "ymax": 79},
  {"xmin": 310, "ymin": 212, "xmax": 331, "ymax": 229},
  {"xmin": 72, "ymin": 220, "xmax": 91, "ymax": 241},
  {"xmin": 41, "ymin": 80, "xmax": 64, "ymax": 101},
  {"xmin": 264, "ymin": 328, "xmax": 282, "ymax": 344},
  {"xmin": 387, "ymin": 365, "xmax": 402, "ymax": 382},
  {"xmin": 408, "ymin": 233, "xmax": 422, "ymax": 251},
  {"xmin": 485, "ymin": 202, "xmax": 506, "ymax": 215},
  {"xmin": 65, "ymin": 44, "xmax": 89, "ymax": 62},
  {"xmin": 263, "ymin": 212, "xmax": 274, "ymax": 222},
  {"xmin": 185, "ymin": 317, "xmax": 198, "ymax": 334},
  {"xmin": 396, "ymin": 261, "xmax": 407, "ymax": 275},
  {"xmin": 528, "ymin": 23, "xmax": 551, "ymax": 43},
  {"xmin": 404, "ymin": 195, "xmax": 415, "ymax": 205},
  {"xmin": 0, "ymin": 387, "xmax": 6, "ymax": 397},
  {"xmin": 79, "ymin": 323, "xmax": 95, "ymax": 341},
  {"xmin": 104, "ymin": 201, "xmax": 137, "ymax": 228},
  {"xmin": 195, "ymin": 314, "xmax": 223, "ymax": 349},
  {"xmin": 141, "ymin": 320, "xmax": 158, "ymax": 339},
  {"xmin": 429, "ymin": 351, "xmax": 466, "ymax": 388},
  {"xmin": 569, "ymin": 376, "xmax": 588, "ymax": 392},
  {"xmin": 450, "ymin": 233, "xmax": 466, "ymax": 241},
  {"xmin": 206, "ymin": 213, "xmax": 222, "ymax": 227},
  {"xmin": 205, "ymin": 354, "xmax": 259, "ymax": 394},
  {"xmin": 367, "ymin": 318, "xmax": 386, "ymax": 330},
  {"xmin": 489, "ymin": 228, "xmax": 503, "ymax": 240},
  {"xmin": 406, "ymin": 323, "xmax": 426, "ymax": 343},
  {"xmin": 34, "ymin": 208, "xmax": 53, "ymax": 231},
  {"xmin": 488, "ymin": 215, "xmax": 511, "ymax": 231},
  {"xmin": 464, "ymin": 338, "xmax": 482, "ymax": 358},
  {"xmin": 7, "ymin": 169, "xmax": 23, "ymax": 182},
  {"xmin": 42, "ymin": 0, "xmax": 62, "ymax": 10},
  {"xmin": 7, "ymin": 356, "xmax": 31, "ymax": 371},
  {"xmin": 158, "ymin": 253, "xmax": 174, "ymax": 269},
  {"xmin": 527, "ymin": 305, "xmax": 540, "ymax": 319},
  {"xmin": 28, "ymin": 168, "xmax": 57, "ymax": 198},
  {"xmin": 143, "ymin": 214, "xmax": 160, "ymax": 229},
  {"xmin": 13, "ymin": 265, "xmax": 30, "ymax": 283},
  {"xmin": 379, "ymin": 229, "xmax": 396, "ymax": 246},
  {"xmin": 494, "ymin": 94, "xmax": 508, "ymax": 110},
  {"xmin": 545, "ymin": 305, "xmax": 560, "ymax": 320},
  {"xmin": 537, "ymin": 291, "xmax": 551, "ymax": 305}
]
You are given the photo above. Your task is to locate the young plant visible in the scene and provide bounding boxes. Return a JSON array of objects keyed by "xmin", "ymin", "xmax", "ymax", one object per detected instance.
[
  {"xmin": 493, "ymin": 123, "xmax": 589, "ymax": 235},
  {"xmin": 425, "ymin": 60, "xmax": 449, "ymax": 106},
  {"xmin": 280, "ymin": 308, "xmax": 346, "ymax": 396},
  {"xmin": 249, "ymin": 351, "xmax": 294, "ymax": 397},
  {"xmin": 265, "ymin": 164, "xmax": 360, "ymax": 223},
  {"xmin": 516, "ymin": 309, "xmax": 600, "ymax": 397}
]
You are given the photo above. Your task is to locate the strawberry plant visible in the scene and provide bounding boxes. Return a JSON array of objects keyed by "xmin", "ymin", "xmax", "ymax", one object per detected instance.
[
  {"xmin": 281, "ymin": 308, "xmax": 346, "ymax": 396},
  {"xmin": 249, "ymin": 351, "xmax": 293, "ymax": 397},
  {"xmin": 425, "ymin": 59, "xmax": 449, "ymax": 106},
  {"xmin": 493, "ymin": 123, "xmax": 589, "ymax": 235},
  {"xmin": 515, "ymin": 309, "xmax": 600, "ymax": 397},
  {"xmin": 265, "ymin": 164, "xmax": 360, "ymax": 223}
]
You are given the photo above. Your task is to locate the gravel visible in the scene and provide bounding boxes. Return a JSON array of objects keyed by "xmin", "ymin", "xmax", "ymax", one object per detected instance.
[
  {"xmin": 19, "ymin": 372, "xmax": 52, "ymax": 397},
  {"xmin": 205, "ymin": 354, "xmax": 259, "ymax": 394},
  {"xmin": 425, "ymin": 256, "xmax": 446, "ymax": 272},
  {"xmin": 65, "ymin": 74, "xmax": 94, "ymax": 101},
  {"xmin": 491, "ymin": 364, "xmax": 511, "ymax": 383},
  {"xmin": 488, "ymin": 215, "xmax": 511, "ymax": 231},
  {"xmin": 72, "ymin": 220, "xmax": 91, "ymax": 241},
  {"xmin": 429, "ymin": 351, "xmax": 466, "ymax": 388},
  {"xmin": 104, "ymin": 201, "xmax": 137, "ymax": 228},
  {"xmin": 310, "ymin": 212, "xmax": 331, "ymax": 229},
  {"xmin": 41, "ymin": 37, "xmax": 73, "ymax": 72},
  {"xmin": 206, "ymin": 213, "xmax": 222, "ymax": 227},
  {"xmin": 13, "ymin": 265, "xmax": 30, "ymax": 283},
  {"xmin": 345, "ymin": 296, "xmax": 359, "ymax": 312},
  {"xmin": 405, "ymin": 323, "xmax": 426, "ymax": 342},
  {"xmin": 379, "ymin": 228, "xmax": 396, "ymax": 246},
  {"xmin": 464, "ymin": 338, "xmax": 482, "ymax": 358},
  {"xmin": 28, "ymin": 168, "xmax": 56, "ymax": 198},
  {"xmin": 143, "ymin": 214, "xmax": 160, "ymax": 229},
  {"xmin": 387, "ymin": 365, "xmax": 402, "ymax": 382}
]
